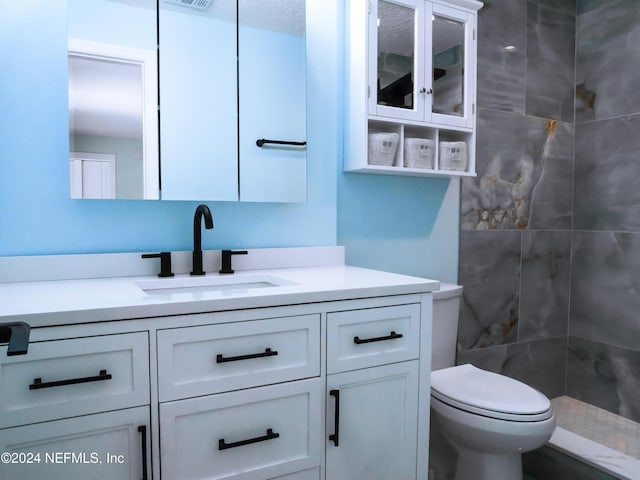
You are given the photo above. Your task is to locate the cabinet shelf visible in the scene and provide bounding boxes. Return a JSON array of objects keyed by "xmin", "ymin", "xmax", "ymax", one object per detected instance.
[{"xmin": 345, "ymin": 164, "xmax": 477, "ymax": 178}]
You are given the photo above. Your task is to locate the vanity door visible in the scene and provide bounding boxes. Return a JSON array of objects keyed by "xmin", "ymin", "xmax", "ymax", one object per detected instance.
[{"xmin": 159, "ymin": 1, "xmax": 239, "ymax": 201}]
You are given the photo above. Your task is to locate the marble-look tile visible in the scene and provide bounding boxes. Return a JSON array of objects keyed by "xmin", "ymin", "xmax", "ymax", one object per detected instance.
[
  {"xmin": 531, "ymin": 0, "xmax": 577, "ymax": 14},
  {"xmin": 458, "ymin": 230, "xmax": 520, "ymax": 349},
  {"xmin": 457, "ymin": 336, "xmax": 567, "ymax": 398},
  {"xmin": 526, "ymin": 2, "xmax": 576, "ymax": 121},
  {"xmin": 574, "ymin": 115, "xmax": 640, "ymax": 231},
  {"xmin": 576, "ymin": 0, "xmax": 640, "ymax": 122},
  {"xmin": 567, "ymin": 336, "xmax": 640, "ymax": 423},
  {"xmin": 519, "ymin": 231, "xmax": 571, "ymax": 341},
  {"xmin": 570, "ymin": 232, "xmax": 640, "ymax": 349},
  {"xmin": 461, "ymin": 109, "xmax": 573, "ymax": 230},
  {"xmin": 577, "ymin": 0, "xmax": 622, "ymax": 15},
  {"xmin": 477, "ymin": 0, "xmax": 526, "ymax": 113}
]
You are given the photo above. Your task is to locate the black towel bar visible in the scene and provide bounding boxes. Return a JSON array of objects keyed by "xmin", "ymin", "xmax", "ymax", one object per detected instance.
[{"xmin": 256, "ymin": 138, "xmax": 307, "ymax": 147}]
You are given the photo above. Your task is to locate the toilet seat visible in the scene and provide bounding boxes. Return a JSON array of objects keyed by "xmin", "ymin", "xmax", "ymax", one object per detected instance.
[{"xmin": 431, "ymin": 364, "xmax": 553, "ymax": 422}]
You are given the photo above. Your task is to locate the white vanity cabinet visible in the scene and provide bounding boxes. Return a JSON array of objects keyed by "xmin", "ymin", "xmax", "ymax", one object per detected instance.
[
  {"xmin": 0, "ymin": 331, "xmax": 152, "ymax": 480},
  {"xmin": 325, "ymin": 304, "xmax": 421, "ymax": 480},
  {"xmin": 344, "ymin": 0, "xmax": 482, "ymax": 177},
  {"xmin": 0, "ymin": 262, "xmax": 435, "ymax": 480}
]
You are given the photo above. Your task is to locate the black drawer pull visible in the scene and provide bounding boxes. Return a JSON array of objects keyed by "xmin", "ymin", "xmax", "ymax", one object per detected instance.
[
  {"xmin": 216, "ymin": 347, "xmax": 278, "ymax": 364},
  {"xmin": 138, "ymin": 425, "xmax": 148, "ymax": 480},
  {"xmin": 353, "ymin": 331, "xmax": 403, "ymax": 345},
  {"xmin": 329, "ymin": 389, "xmax": 340, "ymax": 447},
  {"xmin": 218, "ymin": 428, "xmax": 280, "ymax": 450},
  {"xmin": 29, "ymin": 369, "xmax": 112, "ymax": 390}
]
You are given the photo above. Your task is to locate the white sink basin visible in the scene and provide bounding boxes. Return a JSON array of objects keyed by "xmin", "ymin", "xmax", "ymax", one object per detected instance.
[{"xmin": 136, "ymin": 274, "xmax": 295, "ymax": 295}]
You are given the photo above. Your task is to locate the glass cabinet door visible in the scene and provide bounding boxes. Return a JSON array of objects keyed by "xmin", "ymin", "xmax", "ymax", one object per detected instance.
[
  {"xmin": 369, "ymin": 0, "xmax": 425, "ymax": 121},
  {"xmin": 368, "ymin": 0, "xmax": 475, "ymax": 128},
  {"xmin": 429, "ymin": 2, "xmax": 474, "ymax": 128}
]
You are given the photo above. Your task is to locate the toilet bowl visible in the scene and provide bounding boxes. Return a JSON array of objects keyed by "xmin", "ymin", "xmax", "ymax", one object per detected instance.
[{"xmin": 430, "ymin": 284, "xmax": 555, "ymax": 480}]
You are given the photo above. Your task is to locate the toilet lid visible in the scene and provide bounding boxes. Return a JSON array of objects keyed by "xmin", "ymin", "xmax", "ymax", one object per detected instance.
[{"xmin": 431, "ymin": 364, "xmax": 551, "ymax": 417}]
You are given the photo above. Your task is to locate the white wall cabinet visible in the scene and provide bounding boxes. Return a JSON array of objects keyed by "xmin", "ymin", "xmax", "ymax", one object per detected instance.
[{"xmin": 345, "ymin": 0, "xmax": 483, "ymax": 177}]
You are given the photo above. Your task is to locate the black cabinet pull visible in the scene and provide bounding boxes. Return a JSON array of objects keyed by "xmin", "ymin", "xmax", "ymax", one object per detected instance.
[
  {"xmin": 353, "ymin": 331, "xmax": 403, "ymax": 345},
  {"xmin": 138, "ymin": 425, "xmax": 148, "ymax": 480},
  {"xmin": 216, "ymin": 348, "xmax": 278, "ymax": 364},
  {"xmin": 329, "ymin": 389, "xmax": 340, "ymax": 447},
  {"xmin": 218, "ymin": 428, "xmax": 280, "ymax": 450},
  {"xmin": 256, "ymin": 138, "xmax": 307, "ymax": 148},
  {"xmin": 29, "ymin": 369, "xmax": 112, "ymax": 390}
]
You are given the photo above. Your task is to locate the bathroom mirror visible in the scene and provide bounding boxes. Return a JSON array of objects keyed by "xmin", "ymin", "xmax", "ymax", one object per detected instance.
[
  {"xmin": 68, "ymin": 0, "xmax": 306, "ymax": 202},
  {"xmin": 432, "ymin": 15, "xmax": 465, "ymax": 117},
  {"xmin": 67, "ymin": 0, "xmax": 159, "ymax": 199}
]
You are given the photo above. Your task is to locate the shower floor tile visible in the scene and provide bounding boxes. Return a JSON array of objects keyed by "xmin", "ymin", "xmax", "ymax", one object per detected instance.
[{"xmin": 551, "ymin": 396, "xmax": 640, "ymax": 460}]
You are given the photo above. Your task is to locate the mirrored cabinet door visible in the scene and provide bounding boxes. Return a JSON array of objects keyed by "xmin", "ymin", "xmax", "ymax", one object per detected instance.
[
  {"xmin": 159, "ymin": 0, "xmax": 238, "ymax": 201},
  {"xmin": 429, "ymin": 2, "xmax": 474, "ymax": 129},
  {"xmin": 238, "ymin": 0, "xmax": 307, "ymax": 203},
  {"xmin": 367, "ymin": 0, "xmax": 475, "ymax": 129},
  {"xmin": 369, "ymin": 0, "xmax": 426, "ymax": 122},
  {"xmin": 67, "ymin": 0, "xmax": 159, "ymax": 200}
]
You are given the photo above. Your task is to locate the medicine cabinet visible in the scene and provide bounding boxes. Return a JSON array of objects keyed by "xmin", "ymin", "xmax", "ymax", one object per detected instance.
[
  {"xmin": 67, "ymin": 0, "xmax": 307, "ymax": 202},
  {"xmin": 344, "ymin": 0, "xmax": 482, "ymax": 178}
]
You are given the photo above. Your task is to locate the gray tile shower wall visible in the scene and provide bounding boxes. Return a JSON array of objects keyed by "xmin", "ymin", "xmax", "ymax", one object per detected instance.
[
  {"xmin": 575, "ymin": 0, "xmax": 640, "ymax": 123},
  {"xmin": 574, "ymin": 114, "xmax": 640, "ymax": 231},
  {"xmin": 526, "ymin": 2, "xmax": 576, "ymax": 121},
  {"xmin": 566, "ymin": 0, "xmax": 640, "ymax": 421},
  {"xmin": 458, "ymin": 0, "xmax": 575, "ymax": 398},
  {"xmin": 520, "ymin": 230, "xmax": 571, "ymax": 342},
  {"xmin": 570, "ymin": 232, "xmax": 640, "ymax": 350},
  {"xmin": 458, "ymin": 337, "xmax": 567, "ymax": 398},
  {"xmin": 461, "ymin": 109, "xmax": 574, "ymax": 231},
  {"xmin": 459, "ymin": 0, "xmax": 640, "ymax": 421},
  {"xmin": 567, "ymin": 336, "xmax": 640, "ymax": 423}
]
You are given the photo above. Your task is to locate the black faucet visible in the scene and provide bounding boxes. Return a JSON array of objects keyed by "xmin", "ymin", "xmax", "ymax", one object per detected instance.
[{"xmin": 191, "ymin": 204, "xmax": 214, "ymax": 276}]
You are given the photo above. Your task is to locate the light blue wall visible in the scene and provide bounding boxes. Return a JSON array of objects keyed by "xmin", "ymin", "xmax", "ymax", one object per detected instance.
[
  {"xmin": 0, "ymin": 1, "xmax": 338, "ymax": 256},
  {"xmin": 0, "ymin": 1, "xmax": 459, "ymax": 284},
  {"xmin": 337, "ymin": 173, "xmax": 460, "ymax": 283}
]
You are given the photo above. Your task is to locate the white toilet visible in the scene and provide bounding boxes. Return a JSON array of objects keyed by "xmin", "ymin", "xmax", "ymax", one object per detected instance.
[{"xmin": 430, "ymin": 283, "xmax": 555, "ymax": 480}]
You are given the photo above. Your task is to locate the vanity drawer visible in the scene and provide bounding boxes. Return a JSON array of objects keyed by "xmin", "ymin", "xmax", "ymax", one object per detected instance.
[
  {"xmin": 160, "ymin": 378, "xmax": 322, "ymax": 480},
  {"xmin": 326, "ymin": 304, "xmax": 421, "ymax": 373},
  {"xmin": 0, "ymin": 332, "xmax": 150, "ymax": 428},
  {"xmin": 157, "ymin": 314, "xmax": 320, "ymax": 401}
]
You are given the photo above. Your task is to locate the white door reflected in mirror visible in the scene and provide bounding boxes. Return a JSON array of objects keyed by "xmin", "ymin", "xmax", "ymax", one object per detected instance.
[{"xmin": 67, "ymin": 0, "xmax": 159, "ymax": 200}]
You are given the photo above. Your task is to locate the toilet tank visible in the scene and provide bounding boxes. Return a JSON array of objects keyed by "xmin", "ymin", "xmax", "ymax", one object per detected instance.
[{"xmin": 431, "ymin": 283, "xmax": 463, "ymax": 371}]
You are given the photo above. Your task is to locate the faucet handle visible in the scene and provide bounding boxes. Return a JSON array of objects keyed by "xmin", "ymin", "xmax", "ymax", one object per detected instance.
[
  {"xmin": 142, "ymin": 252, "xmax": 175, "ymax": 278},
  {"xmin": 219, "ymin": 250, "xmax": 248, "ymax": 274}
]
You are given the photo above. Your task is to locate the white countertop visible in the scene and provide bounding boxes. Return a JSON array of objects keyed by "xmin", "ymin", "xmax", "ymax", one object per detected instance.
[{"xmin": 0, "ymin": 265, "xmax": 439, "ymax": 328}]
